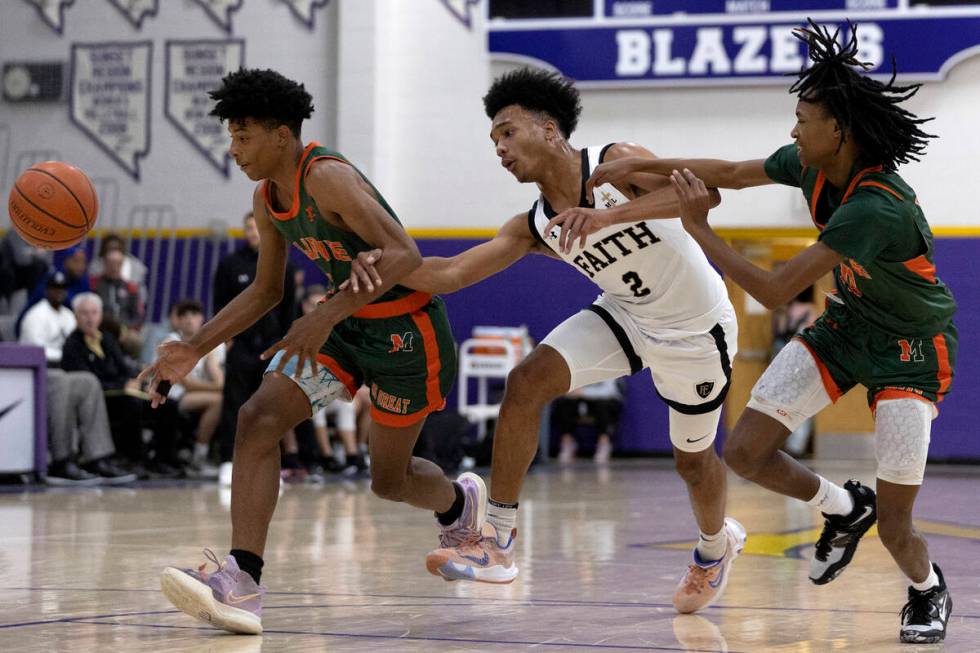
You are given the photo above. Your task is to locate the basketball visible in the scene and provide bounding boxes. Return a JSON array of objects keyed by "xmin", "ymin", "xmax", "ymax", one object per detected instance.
[{"xmin": 7, "ymin": 161, "xmax": 98, "ymax": 250}]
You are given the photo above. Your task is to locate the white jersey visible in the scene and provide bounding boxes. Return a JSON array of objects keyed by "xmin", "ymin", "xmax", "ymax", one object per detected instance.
[{"xmin": 528, "ymin": 144, "xmax": 731, "ymax": 339}]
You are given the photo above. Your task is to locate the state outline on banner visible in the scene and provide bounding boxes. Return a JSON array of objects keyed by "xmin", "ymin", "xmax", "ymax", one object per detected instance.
[
  {"xmin": 188, "ymin": 0, "xmax": 244, "ymax": 34},
  {"xmin": 280, "ymin": 0, "xmax": 331, "ymax": 30},
  {"xmin": 164, "ymin": 38, "xmax": 246, "ymax": 177},
  {"xmin": 441, "ymin": 0, "xmax": 480, "ymax": 29},
  {"xmin": 23, "ymin": 0, "xmax": 76, "ymax": 35},
  {"xmin": 105, "ymin": 0, "xmax": 159, "ymax": 30},
  {"xmin": 69, "ymin": 40, "xmax": 153, "ymax": 180}
]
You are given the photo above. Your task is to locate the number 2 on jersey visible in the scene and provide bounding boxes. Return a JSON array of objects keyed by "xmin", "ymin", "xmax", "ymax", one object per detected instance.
[{"xmin": 622, "ymin": 271, "xmax": 650, "ymax": 298}]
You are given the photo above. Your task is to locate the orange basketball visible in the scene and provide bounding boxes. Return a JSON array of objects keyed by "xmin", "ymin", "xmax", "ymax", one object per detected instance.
[{"xmin": 7, "ymin": 161, "xmax": 98, "ymax": 250}]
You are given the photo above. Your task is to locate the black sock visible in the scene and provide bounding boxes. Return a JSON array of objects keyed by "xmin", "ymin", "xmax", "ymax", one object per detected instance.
[
  {"xmin": 436, "ymin": 482, "xmax": 465, "ymax": 526},
  {"xmin": 230, "ymin": 548, "xmax": 264, "ymax": 585}
]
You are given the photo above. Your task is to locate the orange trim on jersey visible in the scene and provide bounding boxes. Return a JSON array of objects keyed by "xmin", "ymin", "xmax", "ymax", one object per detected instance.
[
  {"xmin": 314, "ymin": 353, "xmax": 359, "ymax": 398},
  {"xmin": 871, "ymin": 389, "xmax": 934, "ymax": 415},
  {"xmin": 841, "ymin": 165, "xmax": 884, "ymax": 204},
  {"xmin": 933, "ymin": 333, "xmax": 952, "ymax": 399},
  {"xmin": 353, "ymin": 292, "xmax": 432, "ymax": 319},
  {"xmin": 858, "ymin": 181, "xmax": 904, "ymax": 201},
  {"xmin": 370, "ymin": 400, "xmax": 446, "ymax": 428},
  {"xmin": 902, "ymin": 255, "xmax": 937, "ymax": 283},
  {"xmin": 809, "ymin": 171, "xmax": 826, "ymax": 230},
  {"xmin": 796, "ymin": 337, "xmax": 843, "ymax": 402},
  {"xmin": 411, "ymin": 310, "xmax": 445, "ymax": 413},
  {"xmin": 264, "ymin": 141, "xmax": 321, "ymax": 222}
]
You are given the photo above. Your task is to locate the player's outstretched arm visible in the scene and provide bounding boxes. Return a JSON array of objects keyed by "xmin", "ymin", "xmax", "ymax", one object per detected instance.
[
  {"xmin": 139, "ymin": 187, "xmax": 288, "ymax": 402},
  {"xmin": 545, "ymin": 143, "xmax": 722, "ymax": 253},
  {"xmin": 345, "ymin": 213, "xmax": 537, "ymax": 295},
  {"xmin": 671, "ymin": 168, "xmax": 842, "ymax": 309},
  {"xmin": 588, "ymin": 155, "xmax": 772, "ymax": 195}
]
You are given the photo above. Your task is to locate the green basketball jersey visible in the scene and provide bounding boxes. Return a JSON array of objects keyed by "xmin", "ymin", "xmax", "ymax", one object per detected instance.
[
  {"xmin": 264, "ymin": 142, "xmax": 413, "ymax": 304},
  {"xmin": 764, "ymin": 144, "xmax": 956, "ymax": 336}
]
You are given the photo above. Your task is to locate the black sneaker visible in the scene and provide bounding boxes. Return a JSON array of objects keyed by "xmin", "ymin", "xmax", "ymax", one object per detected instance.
[
  {"xmin": 900, "ymin": 563, "xmax": 951, "ymax": 644},
  {"xmin": 83, "ymin": 458, "xmax": 138, "ymax": 485},
  {"xmin": 809, "ymin": 480, "xmax": 877, "ymax": 584},
  {"xmin": 46, "ymin": 460, "xmax": 103, "ymax": 486}
]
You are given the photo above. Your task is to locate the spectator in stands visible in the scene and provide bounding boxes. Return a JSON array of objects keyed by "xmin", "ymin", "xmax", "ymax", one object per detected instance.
[
  {"xmin": 19, "ymin": 272, "xmax": 76, "ymax": 364},
  {"xmin": 62, "ymin": 292, "xmax": 179, "ymax": 477},
  {"xmin": 553, "ymin": 379, "xmax": 625, "ymax": 465},
  {"xmin": 212, "ymin": 210, "xmax": 296, "ymax": 484},
  {"xmin": 92, "ymin": 246, "xmax": 146, "ymax": 358},
  {"xmin": 89, "ymin": 233, "xmax": 148, "ymax": 285},
  {"xmin": 0, "ymin": 230, "xmax": 50, "ymax": 311},
  {"xmin": 19, "ymin": 277, "xmax": 135, "ymax": 484},
  {"xmin": 162, "ymin": 299, "xmax": 225, "ymax": 478}
]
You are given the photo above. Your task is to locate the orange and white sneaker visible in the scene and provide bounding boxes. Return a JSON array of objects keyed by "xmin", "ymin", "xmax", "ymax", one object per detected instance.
[
  {"xmin": 426, "ymin": 521, "xmax": 519, "ymax": 584},
  {"xmin": 672, "ymin": 517, "xmax": 746, "ymax": 614}
]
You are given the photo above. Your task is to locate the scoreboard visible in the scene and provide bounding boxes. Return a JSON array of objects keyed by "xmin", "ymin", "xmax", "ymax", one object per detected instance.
[{"xmin": 486, "ymin": 1, "xmax": 980, "ymax": 86}]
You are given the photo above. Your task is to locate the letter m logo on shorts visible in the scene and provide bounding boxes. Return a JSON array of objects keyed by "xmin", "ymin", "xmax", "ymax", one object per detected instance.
[
  {"xmin": 389, "ymin": 331, "xmax": 415, "ymax": 353},
  {"xmin": 898, "ymin": 338, "xmax": 925, "ymax": 363}
]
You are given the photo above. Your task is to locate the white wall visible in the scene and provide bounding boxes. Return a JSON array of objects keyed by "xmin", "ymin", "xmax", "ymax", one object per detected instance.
[
  {"xmin": 0, "ymin": 0, "xmax": 338, "ymax": 232},
  {"xmin": 2, "ymin": 1, "xmax": 978, "ymax": 231}
]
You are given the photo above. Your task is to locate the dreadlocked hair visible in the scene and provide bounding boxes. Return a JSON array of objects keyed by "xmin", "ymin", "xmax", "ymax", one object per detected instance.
[
  {"xmin": 210, "ymin": 68, "xmax": 314, "ymax": 137},
  {"xmin": 483, "ymin": 67, "xmax": 581, "ymax": 138},
  {"xmin": 789, "ymin": 19, "xmax": 936, "ymax": 171}
]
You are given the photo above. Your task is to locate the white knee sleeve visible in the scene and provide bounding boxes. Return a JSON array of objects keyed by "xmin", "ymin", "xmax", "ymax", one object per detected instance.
[
  {"xmin": 746, "ymin": 340, "xmax": 831, "ymax": 432},
  {"xmin": 670, "ymin": 406, "xmax": 721, "ymax": 453},
  {"xmin": 875, "ymin": 398, "xmax": 934, "ymax": 485}
]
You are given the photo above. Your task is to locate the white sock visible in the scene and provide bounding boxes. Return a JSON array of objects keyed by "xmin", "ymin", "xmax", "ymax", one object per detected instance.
[
  {"xmin": 193, "ymin": 442, "xmax": 209, "ymax": 463},
  {"xmin": 695, "ymin": 526, "xmax": 727, "ymax": 562},
  {"xmin": 487, "ymin": 499, "xmax": 518, "ymax": 536},
  {"xmin": 911, "ymin": 564, "xmax": 939, "ymax": 592},
  {"xmin": 806, "ymin": 476, "xmax": 854, "ymax": 516}
]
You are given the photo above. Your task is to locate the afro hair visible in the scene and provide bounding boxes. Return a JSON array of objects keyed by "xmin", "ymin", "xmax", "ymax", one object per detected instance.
[
  {"xmin": 483, "ymin": 67, "xmax": 582, "ymax": 138},
  {"xmin": 210, "ymin": 68, "xmax": 314, "ymax": 137}
]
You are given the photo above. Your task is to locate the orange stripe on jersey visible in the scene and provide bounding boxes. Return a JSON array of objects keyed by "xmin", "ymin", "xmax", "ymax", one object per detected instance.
[
  {"xmin": 809, "ymin": 171, "xmax": 826, "ymax": 230},
  {"xmin": 370, "ymin": 400, "xmax": 446, "ymax": 428},
  {"xmin": 841, "ymin": 165, "xmax": 884, "ymax": 204},
  {"xmin": 859, "ymin": 181, "xmax": 904, "ymax": 201},
  {"xmin": 932, "ymin": 334, "xmax": 952, "ymax": 399},
  {"xmin": 265, "ymin": 141, "xmax": 321, "ymax": 222},
  {"xmin": 902, "ymin": 255, "xmax": 937, "ymax": 283},
  {"xmin": 796, "ymin": 337, "xmax": 843, "ymax": 402},
  {"xmin": 353, "ymin": 292, "xmax": 432, "ymax": 319},
  {"xmin": 871, "ymin": 389, "xmax": 934, "ymax": 415},
  {"xmin": 411, "ymin": 310, "xmax": 445, "ymax": 413},
  {"xmin": 314, "ymin": 353, "xmax": 359, "ymax": 399}
]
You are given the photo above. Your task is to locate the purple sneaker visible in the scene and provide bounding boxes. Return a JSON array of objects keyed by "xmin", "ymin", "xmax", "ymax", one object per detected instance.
[
  {"xmin": 435, "ymin": 472, "xmax": 487, "ymax": 546},
  {"xmin": 160, "ymin": 549, "xmax": 265, "ymax": 634}
]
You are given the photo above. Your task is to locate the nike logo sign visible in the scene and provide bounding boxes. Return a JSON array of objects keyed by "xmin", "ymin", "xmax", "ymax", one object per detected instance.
[
  {"xmin": 225, "ymin": 591, "xmax": 261, "ymax": 604},
  {"xmin": 708, "ymin": 566, "xmax": 726, "ymax": 589},
  {"xmin": 0, "ymin": 399, "xmax": 23, "ymax": 423},
  {"xmin": 461, "ymin": 552, "xmax": 489, "ymax": 566},
  {"xmin": 685, "ymin": 434, "xmax": 710, "ymax": 444},
  {"xmin": 850, "ymin": 505, "xmax": 874, "ymax": 525}
]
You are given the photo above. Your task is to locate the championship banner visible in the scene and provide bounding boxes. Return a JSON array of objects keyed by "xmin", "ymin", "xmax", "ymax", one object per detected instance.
[
  {"xmin": 487, "ymin": 1, "xmax": 980, "ymax": 87},
  {"xmin": 165, "ymin": 39, "xmax": 245, "ymax": 176},
  {"xmin": 70, "ymin": 41, "xmax": 152, "ymax": 179}
]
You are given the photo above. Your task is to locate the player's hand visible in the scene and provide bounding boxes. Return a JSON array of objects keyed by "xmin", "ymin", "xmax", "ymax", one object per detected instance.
[
  {"xmin": 544, "ymin": 207, "xmax": 610, "ymax": 254},
  {"xmin": 670, "ymin": 168, "xmax": 713, "ymax": 233},
  {"xmin": 585, "ymin": 157, "xmax": 645, "ymax": 200},
  {"xmin": 137, "ymin": 340, "xmax": 199, "ymax": 407},
  {"xmin": 261, "ymin": 311, "xmax": 332, "ymax": 379},
  {"xmin": 340, "ymin": 249, "xmax": 383, "ymax": 293}
]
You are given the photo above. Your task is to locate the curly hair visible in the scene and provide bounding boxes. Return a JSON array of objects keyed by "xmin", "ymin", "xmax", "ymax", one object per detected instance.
[
  {"xmin": 483, "ymin": 67, "xmax": 582, "ymax": 138},
  {"xmin": 209, "ymin": 68, "xmax": 314, "ymax": 137},
  {"xmin": 790, "ymin": 19, "xmax": 936, "ymax": 171}
]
